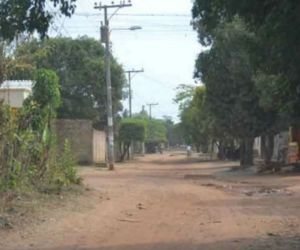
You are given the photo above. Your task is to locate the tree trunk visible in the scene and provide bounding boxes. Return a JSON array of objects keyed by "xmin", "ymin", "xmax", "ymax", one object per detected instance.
[
  {"xmin": 210, "ymin": 139, "xmax": 215, "ymax": 160},
  {"xmin": 120, "ymin": 142, "xmax": 131, "ymax": 162},
  {"xmin": 261, "ymin": 134, "xmax": 274, "ymax": 165},
  {"xmin": 217, "ymin": 141, "xmax": 226, "ymax": 160},
  {"xmin": 240, "ymin": 138, "xmax": 254, "ymax": 168}
]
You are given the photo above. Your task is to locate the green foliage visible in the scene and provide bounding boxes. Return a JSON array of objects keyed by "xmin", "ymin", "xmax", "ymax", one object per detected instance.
[
  {"xmin": 190, "ymin": 1, "xmax": 300, "ymax": 166},
  {"xmin": 119, "ymin": 119, "xmax": 146, "ymax": 143},
  {"xmin": 198, "ymin": 20, "xmax": 264, "ymax": 140},
  {"xmin": 0, "ymin": 0, "xmax": 77, "ymax": 41},
  {"xmin": 146, "ymin": 119, "xmax": 167, "ymax": 143},
  {"xmin": 162, "ymin": 116, "xmax": 182, "ymax": 147},
  {"xmin": 174, "ymin": 84, "xmax": 196, "ymax": 112},
  {"xmin": 33, "ymin": 69, "xmax": 61, "ymax": 110},
  {"xmin": 192, "ymin": 0, "xmax": 300, "ymax": 119},
  {"xmin": 194, "ymin": 19, "xmax": 266, "ymax": 166},
  {"xmin": 7, "ymin": 62, "xmax": 36, "ymax": 80},
  {"xmin": 118, "ymin": 118, "xmax": 146, "ymax": 162},
  {"xmin": 60, "ymin": 140, "xmax": 79, "ymax": 184},
  {"xmin": 14, "ymin": 37, "xmax": 126, "ymax": 127},
  {"xmin": 132, "ymin": 110, "xmax": 167, "ymax": 144},
  {"xmin": 49, "ymin": 139, "xmax": 80, "ymax": 187},
  {"xmin": 0, "ymin": 69, "xmax": 79, "ymax": 193},
  {"xmin": 177, "ymin": 86, "xmax": 210, "ymax": 152},
  {"xmin": 0, "ymin": 103, "xmax": 43, "ymax": 191}
]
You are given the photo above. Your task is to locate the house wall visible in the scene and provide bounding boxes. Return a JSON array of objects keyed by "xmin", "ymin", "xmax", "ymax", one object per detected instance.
[
  {"xmin": 55, "ymin": 119, "xmax": 94, "ymax": 164},
  {"xmin": 0, "ymin": 89, "xmax": 31, "ymax": 108}
]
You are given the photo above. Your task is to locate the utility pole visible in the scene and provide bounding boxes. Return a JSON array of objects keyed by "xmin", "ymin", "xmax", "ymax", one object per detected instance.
[
  {"xmin": 95, "ymin": 1, "xmax": 132, "ymax": 170},
  {"xmin": 147, "ymin": 103, "xmax": 158, "ymax": 119},
  {"xmin": 125, "ymin": 69, "xmax": 144, "ymax": 117}
]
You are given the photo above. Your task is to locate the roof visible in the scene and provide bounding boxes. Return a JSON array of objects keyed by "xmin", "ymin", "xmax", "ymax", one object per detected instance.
[{"xmin": 0, "ymin": 80, "xmax": 33, "ymax": 91}]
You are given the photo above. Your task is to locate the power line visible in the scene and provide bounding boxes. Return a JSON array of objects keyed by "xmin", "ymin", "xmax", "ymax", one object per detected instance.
[
  {"xmin": 124, "ymin": 68, "xmax": 144, "ymax": 117},
  {"xmin": 141, "ymin": 74, "xmax": 176, "ymax": 90},
  {"xmin": 63, "ymin": 23, "xmax": 192, "ymax": 28},
  {"xmin": 73, "ymin": 12, "xmax": 191, "ymax": 17},
  {"xmin": 46, "ymin": 2, "xmax": 72, "ymax": 37},
  {"xmin": 64, "ymin": 27, "xmax": 195, "ymax": 33}
]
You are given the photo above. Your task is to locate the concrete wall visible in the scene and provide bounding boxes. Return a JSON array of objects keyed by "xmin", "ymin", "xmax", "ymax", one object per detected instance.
[
  {"xmin": 93, "ymin": 130, "xmax": 106, "ymax": 164},
  {"xmin": 55, "ymin": 119, "xmax": 94, "ymax": 164}
]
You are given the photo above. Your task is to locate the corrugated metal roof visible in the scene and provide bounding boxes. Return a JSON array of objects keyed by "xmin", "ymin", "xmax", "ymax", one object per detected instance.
[{"xmin": 1, "ymin": 80, "xmax": 33, "ymax": 91}]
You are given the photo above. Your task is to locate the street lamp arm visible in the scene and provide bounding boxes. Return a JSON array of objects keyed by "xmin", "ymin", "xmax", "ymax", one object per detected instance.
[{"xmin": 110, "ymin": 26, "xmax": 142, "ymax": 32}]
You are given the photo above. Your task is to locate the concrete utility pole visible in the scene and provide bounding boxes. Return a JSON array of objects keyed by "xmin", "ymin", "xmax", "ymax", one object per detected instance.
[
  {"xmin": 95, "ymin": 1, "xmax": 132, "ymax": 170},
  {"xmin": 125, "ymin": 69, "xmax": 144, "ymax": 117},
  {"xmin": 147, "ymin": 103, "xmax": 159, "ymax": 119}
]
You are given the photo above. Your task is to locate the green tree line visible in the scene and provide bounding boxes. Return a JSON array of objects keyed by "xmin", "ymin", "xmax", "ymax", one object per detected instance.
[{"xmin": 178, "ymin": 1, "xmax": 300, "ymax": 167}]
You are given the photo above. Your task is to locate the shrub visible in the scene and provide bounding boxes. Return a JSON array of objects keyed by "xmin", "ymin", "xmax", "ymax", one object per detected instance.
[
  {"xmin": 119, "ymin": 119, "xmax": 146, "ymax": 161},
  {"xmin": 0, "ymin": 69, "xmax": 80, "ymax": 194}
]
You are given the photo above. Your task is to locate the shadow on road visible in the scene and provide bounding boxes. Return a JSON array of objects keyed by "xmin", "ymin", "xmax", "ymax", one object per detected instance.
[{"xmin": 20, "ymin": 236, "xmax": 300, "ymax": 250}]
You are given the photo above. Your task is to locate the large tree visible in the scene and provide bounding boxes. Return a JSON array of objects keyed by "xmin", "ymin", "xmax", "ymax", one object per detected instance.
[
  {"xmin": 14, "ymin": 37, "xmax": 126, "ymax": 127},
  {"xmin": 0, "ymin": 0, "xmax": 76, "ymax": 41},
  {"xmin": 192, "ymin": 0, "xmax": 300, "ymax": 118},
  {"xmin": 195, "ymin": 19, "xmax": 268, "ymax": 167},
  {"xmin": 176, "ymin": 86, "xmax": 210, "ymax": 153}
]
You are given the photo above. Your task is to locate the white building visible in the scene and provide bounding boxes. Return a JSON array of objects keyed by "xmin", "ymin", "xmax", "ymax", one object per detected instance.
[{"xmin": 0, "ymin": 80, "xmax": 33, "ymax": 108}]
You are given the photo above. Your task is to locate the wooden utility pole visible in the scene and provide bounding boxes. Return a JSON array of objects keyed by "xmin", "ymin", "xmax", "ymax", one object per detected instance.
[
  {"xmin": 95, "ymin": 1, "xmax": 132, "ymax": 170},
  {"xmin": 147, "ymin": 103, "xmax": 158, "ymax": 119},
  {"xmin": 125, "ymin": 69, "xmax": 144, "ymax": 117}
]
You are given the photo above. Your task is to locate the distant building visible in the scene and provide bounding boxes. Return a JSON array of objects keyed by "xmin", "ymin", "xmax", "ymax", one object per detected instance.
[{"xmin": 0, "ymin": 80, "xmax": 33, "ymax": 108}]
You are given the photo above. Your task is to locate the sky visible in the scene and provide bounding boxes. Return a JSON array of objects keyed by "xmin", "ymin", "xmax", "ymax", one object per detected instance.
[{"xmin": 50, "ymin": 0, "xmax": 204, "ymax": 122}]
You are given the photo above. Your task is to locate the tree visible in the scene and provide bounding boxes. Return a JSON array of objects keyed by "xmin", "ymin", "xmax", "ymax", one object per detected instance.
[
  {"xmin": 145, "ymin": 119, "xmax": 167, "ymax": 153},
  {"xmin": 33, "ymin": 69, "xmax": 61, "ymax": 111},
  {"xmin": 131, "ymin": 111, "xmax": 168, "ymax": 153},
  {"xmin": 192, "ymin": 0, "xmax": 300, "ymax": 119},
  {"xmin": 162, "ymin": 116, "xmax": 178, "ymax": 148},
  {"xmin": 14, "ymin": 37, "xmax": 126, "ymax": 127},
  {"xmin": 176, "ymin": 86, "xmax": 210, "ymax": 153},
  {"xmin": 0, "ymin": 0, "xmax": 76, "ymax": 41},
  {"xmin": 119, "ymin": 118, "xmax": 146, "ymax": 161},
  {"xmin": 195, "ymin": 19, "xmax": 267, "ymax": 167}
]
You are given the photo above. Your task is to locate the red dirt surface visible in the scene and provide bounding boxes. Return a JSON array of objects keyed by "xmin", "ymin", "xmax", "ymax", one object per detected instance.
[{"xmin": 1, "ymin": 153, "xmax": 300, "ymax": 250}]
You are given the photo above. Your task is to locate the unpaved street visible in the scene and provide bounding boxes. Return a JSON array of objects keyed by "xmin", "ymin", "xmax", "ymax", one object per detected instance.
[{"xmin": 1, "ymin": 153, "xmax": 300, "ymax": 250}]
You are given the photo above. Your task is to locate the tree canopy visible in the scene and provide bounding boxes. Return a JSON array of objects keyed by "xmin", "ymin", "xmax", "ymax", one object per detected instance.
[
  {"xmin": 146, "ymin": 119, "xmax": 167, "ymax": 144},
  {"xmin": 119, "ymin": 119, "xmax": 146, "ymax": 144},
  {"xmin": 192, "ymin": 0, "xmax": 300, "ymax": 118},
  {"xmin": 178, "ymin": 16, "xmax": 291, "ymax": 166},
  {"xmin": 0, "ymin": 0, "xmax": 76, "ymax": 41},
  {"xmin": 14, "ymin": 37, "xmax": 126, "ymax": 127}
]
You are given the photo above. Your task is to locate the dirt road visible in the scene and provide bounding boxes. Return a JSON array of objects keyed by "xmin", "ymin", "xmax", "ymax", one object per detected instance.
[{"xmin": 1, "ymin": 153, "xmax": 300, "ymax": 250}]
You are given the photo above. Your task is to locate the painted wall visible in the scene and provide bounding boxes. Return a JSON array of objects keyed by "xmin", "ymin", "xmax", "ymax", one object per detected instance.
[{"xmin": 0, "ymin": 88, "xmax": 31, "ymax": 108}]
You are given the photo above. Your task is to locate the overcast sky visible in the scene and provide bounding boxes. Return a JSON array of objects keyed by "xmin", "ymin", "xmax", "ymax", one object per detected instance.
[{"xmin": 50, "ymin": 0, "xmax": 204, "ymax": 122}]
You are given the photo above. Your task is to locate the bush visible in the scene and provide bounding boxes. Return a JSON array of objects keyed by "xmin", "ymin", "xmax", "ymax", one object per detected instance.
[
  {"xmin": 119, "ymin": 119, "xmax": 146, "ymax": 161},
  {"xmin": 119, "ymin": 119, "xmax": 146, "ymax": 143},
  {"xmin": 57, "ymin": 139, "xmax": 81, "ymax": 186},
  {"xmin": 0, "ymin": 69, "xmax": 80, "ymax": 193},
  {"xmin": 0, "ymin": 103, "xmax": 81, "ymax": 193}
]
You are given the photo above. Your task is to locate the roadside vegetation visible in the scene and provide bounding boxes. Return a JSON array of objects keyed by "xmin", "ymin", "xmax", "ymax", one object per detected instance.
[
  {"xmin": 174, "ymin": 1, "xmax": 300, "ymax": 169},
  {"xmin": 0, "ymin": 69, "xmax": 82, "ymax": 229},
  {"xmin": 118, "ymin": 115, "xmax": 169, "ymax": 161},
  {"xmin": 0, "ymin": 69, "xmax": 80, "ymax": 192}
]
